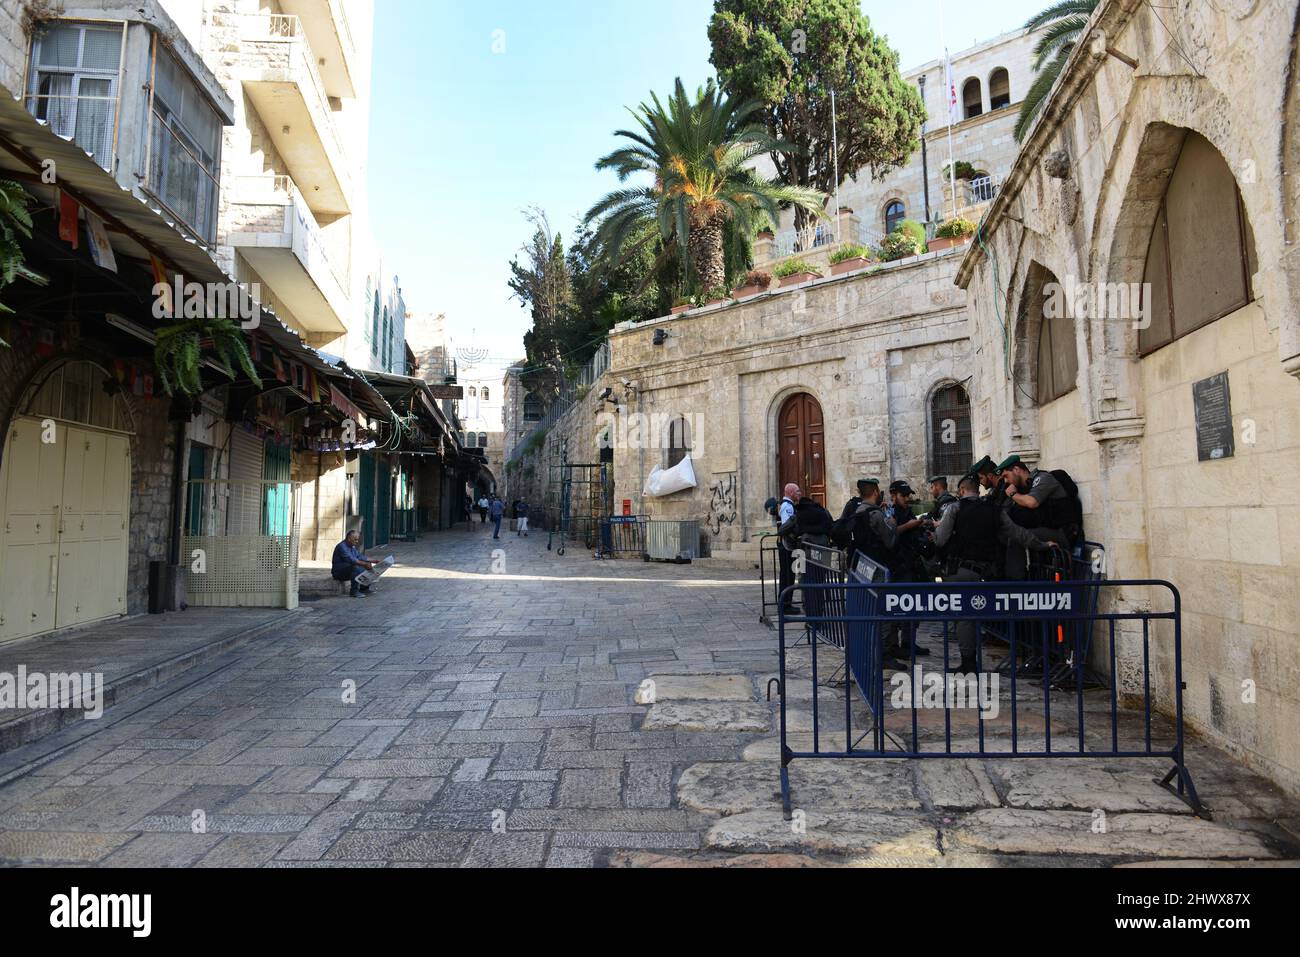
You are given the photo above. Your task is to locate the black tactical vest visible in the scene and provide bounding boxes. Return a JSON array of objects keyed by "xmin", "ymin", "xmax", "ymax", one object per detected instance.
[
  {"xmin": 950, "ymin": 498, "xmax": 1001, "ymax": 564},
  {"xmin": 851, "ymin": 506, "xmax": 892, "ymax": 567}
]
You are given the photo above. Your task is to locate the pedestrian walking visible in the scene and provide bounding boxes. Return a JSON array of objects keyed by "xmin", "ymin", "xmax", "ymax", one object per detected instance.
[
  {"xmin": 490, "ymin": 495, "xmax": 505, "ymax": 539},
  {"xmin": 478, "ymin": 495, "xmax": 489, "ymax": 526},
  {"xmin": 516, "ymin": 498, "xmax": 530, "ymax": 536}
]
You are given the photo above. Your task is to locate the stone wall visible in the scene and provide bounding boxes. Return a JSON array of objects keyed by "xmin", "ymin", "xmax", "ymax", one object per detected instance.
[
  {"xmin": 605, "ymin": 251, "xmax": 971, "ymax": 547},
  {"xmin": 958, "ymin": 0, "xmax": 1300, "ymax": 795}
]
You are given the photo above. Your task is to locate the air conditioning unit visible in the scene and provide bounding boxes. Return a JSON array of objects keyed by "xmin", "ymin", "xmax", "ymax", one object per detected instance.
[{"xmin": 646, "ymin": 520, "xmax": 699, "ymax": 563}]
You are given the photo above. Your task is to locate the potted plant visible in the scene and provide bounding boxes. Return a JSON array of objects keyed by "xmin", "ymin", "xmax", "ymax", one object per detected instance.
[
  {"xmin": 756, "ymin": 228, "xmax": 775, "ymax": 240},
  {"xmin": 878, "ymin": 220, "xmax": 928, "ymax": 262},
  {"xmin": 670, "ymin": 295, "xmax": 694, "ymax": 315},
  {"xmin": 942, "ymin": 160, "xmax": 980, "ymax": 182},
  {"xmin": 929, "ymin": 217, "xmax": 978, "ymax": 252},
  {"xmin": 701, "ymin": 285, "xmax": 732, "ymax": 306},
  {"xmin": 732, "ymin": 269, "xmax": 773, "ymax": 299},
  {"xmin": 773, "ymin": 258, "xmax": 824, "ymax": 287},
  {"xmin": 155, "ymin": 317, "xmax": 262, "ymax": 396},
  {"xmin": 830, "ymin": 243, "xmax": 874, "ymax": 276}
]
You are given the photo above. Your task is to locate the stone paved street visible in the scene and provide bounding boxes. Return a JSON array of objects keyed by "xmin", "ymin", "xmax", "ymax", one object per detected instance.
[{"xmin": 0, "ymin": 528, "xmax": 1298, "ymax": 868}]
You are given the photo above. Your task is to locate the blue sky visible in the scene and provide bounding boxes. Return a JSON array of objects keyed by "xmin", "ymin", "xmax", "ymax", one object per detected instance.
[{"xmin": 367, "ymin": 0, "xmax": 1048, "ymax": 362}]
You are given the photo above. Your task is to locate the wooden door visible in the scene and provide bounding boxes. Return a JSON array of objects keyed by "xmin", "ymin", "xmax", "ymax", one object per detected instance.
[{"xmin": 778, "ymin": 394, "xmax": 826, "ymax": 507}]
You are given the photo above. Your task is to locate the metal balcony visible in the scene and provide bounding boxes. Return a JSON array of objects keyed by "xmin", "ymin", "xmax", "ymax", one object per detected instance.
[{"xmin": 277, "ymin": 0, "xmax": 358, "ymax": 98}]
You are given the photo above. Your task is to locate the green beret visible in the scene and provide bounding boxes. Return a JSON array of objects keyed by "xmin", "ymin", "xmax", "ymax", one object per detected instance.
[
  {"xmin": 996, "ymin": 455, "xmax": 1024, "ymax": 472},
  {"xmin": 972, "ymin": 456, "xmax": 996, "ymax": 475},
  {"xmin": 927, "ymin": 475, "xmax": 948, "ymax": 485},
  {"xmin": 857, "ymin": 478, "xmax": 881, "ymax": 488}
]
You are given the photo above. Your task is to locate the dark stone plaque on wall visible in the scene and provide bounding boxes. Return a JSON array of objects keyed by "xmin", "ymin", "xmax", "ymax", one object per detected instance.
[{"xmin": 1193, "ymin": 372, "xmax": 1235, "ymax": 463}]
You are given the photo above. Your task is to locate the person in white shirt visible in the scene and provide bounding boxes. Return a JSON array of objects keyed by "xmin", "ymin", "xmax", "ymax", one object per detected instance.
[{"xmin": 777, "ymin": 484, "xmax": 802, "ymax": 613}]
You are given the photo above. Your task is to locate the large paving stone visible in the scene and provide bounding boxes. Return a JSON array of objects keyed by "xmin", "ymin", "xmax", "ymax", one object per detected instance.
[
  {"xmin": 678, "ymin": 761, "xmax": 919, "ymax": 815},
  {"xmin": 642, "ymin": 702, "xmax": 771, "ymax": 733},
  {"xmin": 990, "ymin": 762, "xmax": 1193, "ymax": 814},
  {"xmin": 942, "ymin": 809, "xmax": 1280, "ymax": 860},
  {"xmin": 917, "ymin": 761, "xmax": 1002, "ymax": 810},
  {"xmin": 705, "ymin": 809, "xmax": 941, "ymax": 861},
  {"xmin": 610, "ymin": 851, "xmax": 834, "ymax": 868},
  {"xmin": 0, "ymin": 830, "xmax": 134, "ymax": 863},
  {"xmin": 638, "ymin": 674, "xmax": 754, "ymax": 704}
]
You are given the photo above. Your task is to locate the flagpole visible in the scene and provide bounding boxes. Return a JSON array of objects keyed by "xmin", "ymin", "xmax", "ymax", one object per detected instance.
[
  {"xmin": 831, "ymin": 89, "xmax": 842, "ymax": 242},
  {"xmin": 940, "ymin": 0, "xmax": 958, "ymax": 222}
]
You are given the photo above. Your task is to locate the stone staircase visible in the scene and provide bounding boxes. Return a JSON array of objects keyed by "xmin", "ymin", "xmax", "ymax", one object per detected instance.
[{"xmin": 701, "ymin": 540, "xmax": 765, "ymax": 571}]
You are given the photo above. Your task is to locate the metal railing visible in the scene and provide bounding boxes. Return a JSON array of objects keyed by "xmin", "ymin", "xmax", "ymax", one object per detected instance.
[
  {"xmin": 775, "ymin": 576, "xmax": 1206, "ymax": 819},
  {"xmin": 772, "ymin": 220, "xmax": 883, "ymax": 259},
  {"xmin": 243, "ymin": 14, "xmax": 347, "ymax": 163},
  {"xmin": 966, "ymin": 175, "xmax": 1000, "ymax": 205}
]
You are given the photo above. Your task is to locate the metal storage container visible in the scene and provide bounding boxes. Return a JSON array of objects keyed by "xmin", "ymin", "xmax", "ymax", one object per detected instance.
[{"xmin": 646, "ymin": 520, "xmax": 699, "ymax": 562}]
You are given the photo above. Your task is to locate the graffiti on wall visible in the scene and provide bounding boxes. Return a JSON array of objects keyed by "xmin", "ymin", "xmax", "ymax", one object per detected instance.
[{"xmin": 708, "ymin": 473, "xmax": 738, "ymax": 537}]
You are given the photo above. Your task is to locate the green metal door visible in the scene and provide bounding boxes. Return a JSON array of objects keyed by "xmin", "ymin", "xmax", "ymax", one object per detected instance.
[
  {"xmin": 262, "ymin": 440, "xmax": 292, "ymax": 537},
  {"xmin": 359, "ymin": 452, "xmax": 376, "ymax": 549},
  {"xmin": 374, "ymin": 456, "xmax": 392, "ymax": 549},
  {"xmin": 186, "ymin": 444, "xmax": 209, "ymax": 535}
]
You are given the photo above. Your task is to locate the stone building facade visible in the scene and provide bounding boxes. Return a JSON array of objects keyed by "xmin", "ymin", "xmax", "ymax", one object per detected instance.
[
  {"xmin": 603, "ymin": 249, "xmax": 972, "ymax": 550},
  {"xmin": 759, "ymin": 28, "xmax": 1039, "ymax": 261},
  {"xmin": 957, "ymin": 0, "xmax": 1300, "ymax": 796}
]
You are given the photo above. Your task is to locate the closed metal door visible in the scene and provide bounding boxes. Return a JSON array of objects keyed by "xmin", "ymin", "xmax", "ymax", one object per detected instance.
[{"xmin": 0, "ymin": 418, "xmax": 63, "ymax": 641}]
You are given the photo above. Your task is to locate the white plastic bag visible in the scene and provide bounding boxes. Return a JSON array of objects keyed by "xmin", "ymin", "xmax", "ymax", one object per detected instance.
[{"xmin": 643, "ymin": 456, "xmax": 698, "ymax": 498}]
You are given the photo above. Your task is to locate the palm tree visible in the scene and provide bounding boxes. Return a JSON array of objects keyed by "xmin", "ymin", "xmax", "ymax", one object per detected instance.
[
  {"xmin": 0, "ymin": 180, "xmax": 33, "ymax": 346},
  {"xmin": 1015, "ymin": 1, "xmax": 1099, "ymax": 143},
  {"xmin": 586, "ymin": 78, "xmax": 827, "ymax": 295}
]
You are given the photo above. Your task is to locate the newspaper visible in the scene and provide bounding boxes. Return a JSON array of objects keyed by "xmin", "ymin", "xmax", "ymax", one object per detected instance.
[{"xmin": 355, "ymin": 556, "xmax": 395, "ymax": 588}]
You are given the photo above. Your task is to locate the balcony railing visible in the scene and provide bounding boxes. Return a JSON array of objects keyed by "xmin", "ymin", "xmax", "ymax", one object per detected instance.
[{"xmin": 772, "ymin": 219, "xmax": 884, "ymax": 259}]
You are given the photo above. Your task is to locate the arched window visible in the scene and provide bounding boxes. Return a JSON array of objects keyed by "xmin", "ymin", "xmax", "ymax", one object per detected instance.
[
  {"xmin": 929, "ymin": 385, "xmax": 972, "ymax": 478},
  {"xmin": 481, "ymin": 387, "xmax": 490, "ymax": 402},
  {"xmin": 23, "ymin": 360, "xmax": 134, "ymax": 434},
  {"xmin": 989, "ymin": 68, "xmax": 1011, "ymax": 110},
  {"xmin": 468, "ymin": 387, "xmax": 477, "ymax": 398},
  {"xmin": 884, "ymin": 200, "xmax": 906, "ymax": 235},
  {"xmin": 666, "ymin": 416, "xmax": 691, "ymax": 469},
  {"xmin": 1140, "ymin": 131, "xmax": 1258, "ymax": 356},
  {"xmin": 479, "ymin": 433, "xmax": 488, "ymax": 449},
  {"xmin": 523, "ymin": 393, "xmax": 543, "ymax": 422},
  {"xmin": 364, "ymin": 278, "xmax": 373, "ymax": 342},
  {"xmin": 963, "ymin": 78, "xmax": 983, "ymax": 119},
  {"xmin": 1036, "ymin": 287, "xmax": 1079, "ymax": 405},
  {"xmin": 466, "ymin": 432, "xmax": 478, "ymax": 449}
]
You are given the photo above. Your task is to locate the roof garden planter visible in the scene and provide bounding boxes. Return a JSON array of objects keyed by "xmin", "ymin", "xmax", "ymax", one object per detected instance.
[
  {"xmin": 928, "ymin": 234, "xmax": 973, "ymax": 253},
  {"xmin": 779, "ymin": 271, "xmax": 821, "ymax": 287},
  {"xmin": 670, "ymin": 304, "xmax": 692, "ymax": 315},
  {"xmin": 830, "ymin": 257, "xmax": 871, "ymax": 276},
  {"xmin": 732, "ymin": 270, "xmax": 773, "ymax": 299}
]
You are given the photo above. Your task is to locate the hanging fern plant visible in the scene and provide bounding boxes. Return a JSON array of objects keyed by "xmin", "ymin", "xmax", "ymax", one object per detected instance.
[
  {"xmin": 0, "ymin": 180, "xmax": 35, "ymax": 347},
  {"xmin": 155, "ymin": 317, "xmax": 263, "ymax": 396}
]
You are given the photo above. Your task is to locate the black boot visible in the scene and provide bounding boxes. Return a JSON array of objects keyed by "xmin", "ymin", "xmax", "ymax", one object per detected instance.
[{"xmin": 948, "ymin": 655, "xmax": 979, "ymax": 674}]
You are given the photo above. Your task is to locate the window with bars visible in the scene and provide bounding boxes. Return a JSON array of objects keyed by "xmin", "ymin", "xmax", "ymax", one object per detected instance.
[
  {"xmin": 27, "ymin": 23, "xmax": 123, "ymax": 172},
  {"xmin": 929, "ymin": 385, "xmax": 973, "ymax": 478},
  {"xmin": 147, "ymin": 45, "xmax": 221, "ymax": 242}
]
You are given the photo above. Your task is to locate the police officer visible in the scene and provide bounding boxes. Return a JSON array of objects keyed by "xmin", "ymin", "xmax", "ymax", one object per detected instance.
[
  {"xmin": 840, "ymin": 479, "xmax": 877, "ymax": 522},
  {"xmin": 884, "ymin": 481, "xmax": 930, "ymax": 661},
  {"xmin": 998, "ymin": 455, "xmax": 1068, "ymax": 579},
  {"xmin": 777, "ymin": 484, "xmax": 801, "ymax": 614},
  {"xmin": 926, "ymin": 476, "xmax": 959, "ymax": 523},
  {"xmin": 934, "ymin": 474, "xmax": 1059, "ymax": 673},
  {"xmin": 849, "ymin": 481, "xmax": 927, "ymax": 665},
  {"xmin": 972, "ymin": 456, "xmax": 1007, "ymax": 507}
]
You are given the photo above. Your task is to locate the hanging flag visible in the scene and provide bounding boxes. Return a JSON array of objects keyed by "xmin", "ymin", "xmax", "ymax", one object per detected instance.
[
  {"xmin": 150, "ymin": 256, "xmax": 173, "ymax": 318},
  {"xmin": 35, "ymin": 327, "xmax": 56, "ymax": 357},
  {"xmin": 944, "ymin": 49, "xmax": 958, "ymax": 127},
  {"xmin": 85, "ymin": 212, "xmax": 117, "ymax": 272},
  {"xmin": 57, "ymin": 190, "xmax": 81, "ymax": 249}
]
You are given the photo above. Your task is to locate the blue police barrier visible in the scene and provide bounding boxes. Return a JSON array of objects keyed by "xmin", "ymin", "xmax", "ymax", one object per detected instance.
[{"xmin": 777, "ymin": 577, "xmax": 1206, "ymax": 821}]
